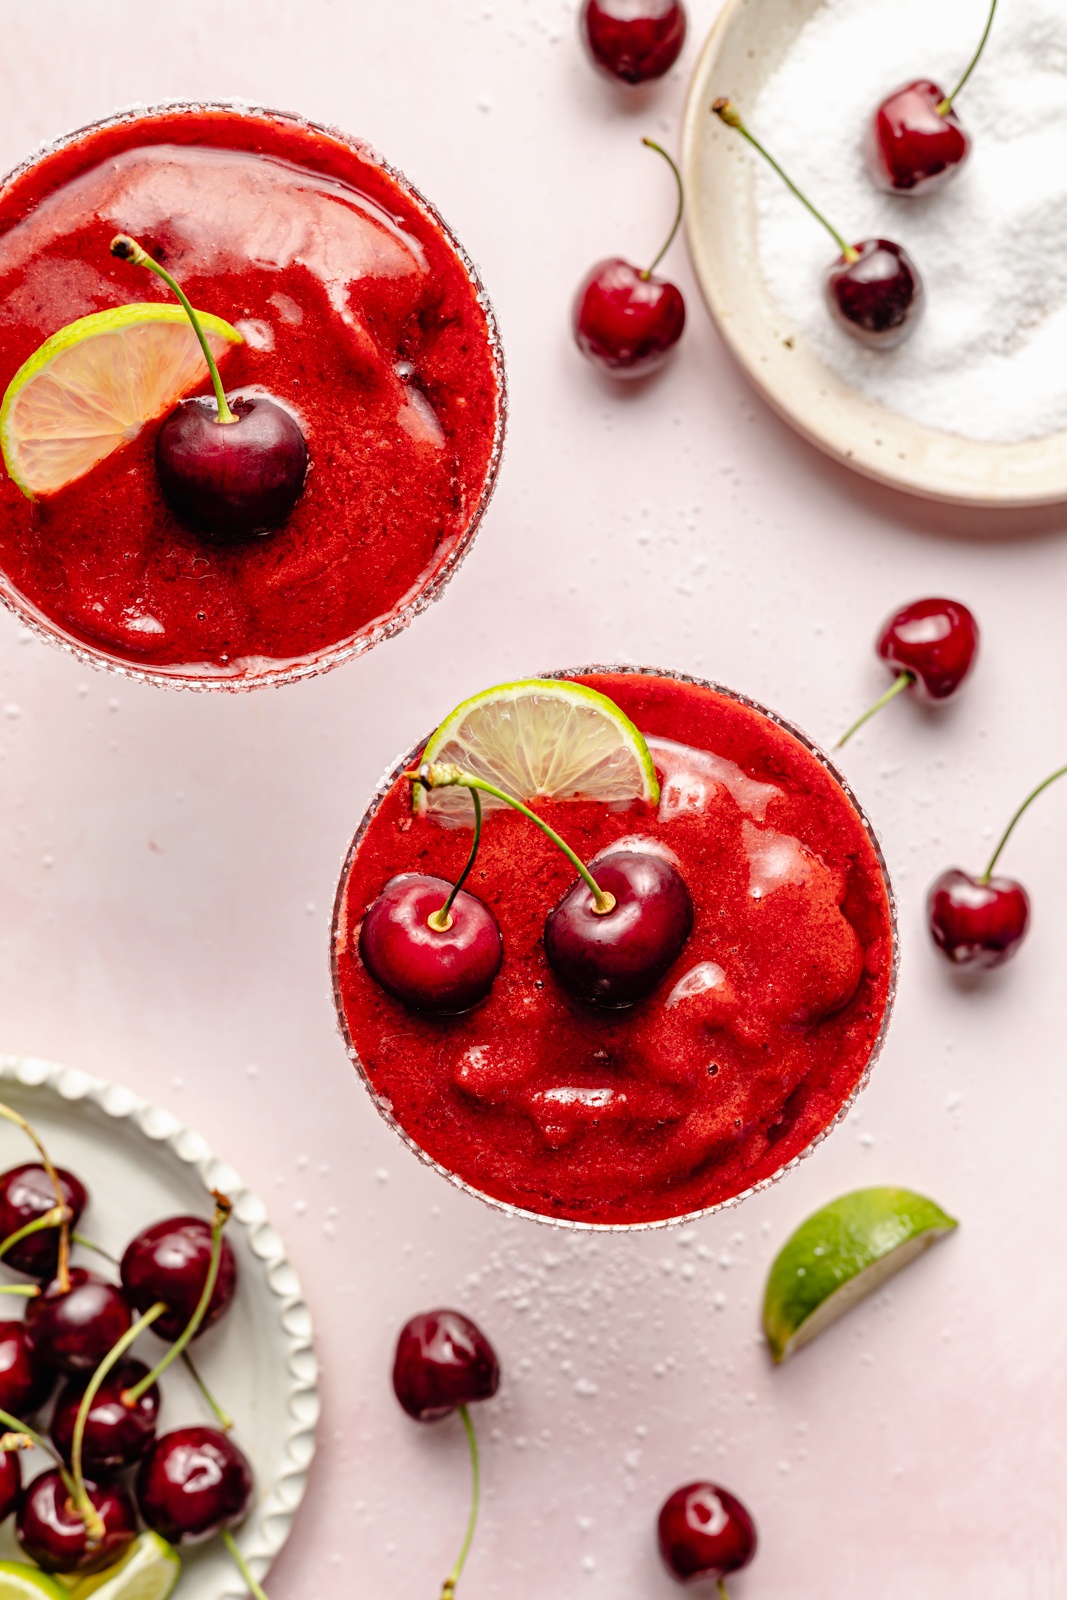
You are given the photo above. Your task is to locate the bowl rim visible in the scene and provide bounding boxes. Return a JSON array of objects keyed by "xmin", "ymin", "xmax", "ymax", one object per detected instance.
[
  {"xmin": 0, "ymin": 1052, "xmax": 318, "ymax": 1589},
  {"xmin": 0, "ymin": 98, "xmax": 507, "ymax": 690},
  {"xmin": 330, "ymin": 663, "xmax": 900, "ymax": 1233},
  {"xmin": 681, "ymin": 0, "xmax": 1067, "ymax": 509}
]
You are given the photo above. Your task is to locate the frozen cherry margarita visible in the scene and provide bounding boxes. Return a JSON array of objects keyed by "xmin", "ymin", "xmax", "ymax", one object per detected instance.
[
  {"xmin": 0, "ymin": 104, "xmax": 503, "ymax": 686},
  {"xmin": 333, "ymin": 670, "xmax": 895, "ymax": 1226}
]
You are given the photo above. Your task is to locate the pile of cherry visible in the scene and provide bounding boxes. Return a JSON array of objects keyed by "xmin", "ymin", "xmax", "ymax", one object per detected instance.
[
  {"xmin": 395, "ymin": 1305, "xmax": 757, "ymax": 1598},
  {"xmin": 0, "ymin": 1106, "xmax": 267, "ymax": 1596},
  {"xmin": 570, "ymin": 0, "xmax": 999, "ymax": 369}
]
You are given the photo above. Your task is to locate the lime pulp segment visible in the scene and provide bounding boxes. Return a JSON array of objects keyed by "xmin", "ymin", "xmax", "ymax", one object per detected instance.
[
  {"xmin": 413, "ymin": 678, "xmax": 660, "ymax": 821},
  {"xmin": 0, "ymin": 1564, "xmax": 71, "ymax": 1600},
  {"xmin": 762, "ymin": 1186, "xmax": 958, "ymax": 1363},
  {"xmin": 67, "ymin": 1532, "xmax": 180, "ymax": 1600}
]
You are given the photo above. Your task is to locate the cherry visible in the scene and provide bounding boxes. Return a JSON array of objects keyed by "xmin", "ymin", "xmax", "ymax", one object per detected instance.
[
  {"xmin": 360, "ymin": 874, "xmax": 502, "ymax": 1015},
  {"xmin": 16, "ymin": 1468, "xmax": 137, "ymax": 1574},
  {"xmin": 25, "ymin": 1269, "xmax": 132, "ymax": 1377},
  {"xmin": 0, "ymin": 1164, "xmax": 86, "ymax": 1279},
  {"xmin": 928, "ymin": 870, "xmax": 1029, "ymax": 969},
  {"xmin": 573, "ymin": 139, "xmax": 686, "ymax": 378},
  {"xmin": 839, "ymin": 598, "xmax": 979, "ymax": 745},
  {"xmin": 868, "ymin": 82, "xmax": 970, "ymax": 195},
  {"xmin": 927, "ymin": 764, "xmax": 1067, "ymax": 970},
  {"xmin": 826, "ymin": 238, "xmax": 923, "ymax": 349},
  {"xmin": 136, "ymin": 1425, "xmax": 253, "ymax": 1544},
  {"xmin": 0, "ymin": 1319, "xmax": 53, "ymax": 1416},
  {"xmin": 866, "ymin": 0, "xmax": 998, "ymax": 195},
  {"xmin": 580, "ymin": 0, "xmax": 687, "ymax": 85},
  {"xmin": 545, "ymin": 849, "xmax": 693, "ymax": 1007},
  {"xmin": 393, "ymin": 1309, "xmax": 500, "ymax": 1422},
  {"xmin": 713, "ymin": 100, "xmax": 923, "ymax": 349},
  {"xmin": 121, "ymin": 1215, "xmax": 237, "ymax": 1342},
  {"xmin": 0, "ymin": 1447, "xmax": 20, "ymax": 1522},
  {"xmin": 111, "ymin": 234, "xmax": 307, "ymax": 539},
  {"xmin": 657, "ymin": 1481, "xmax": 757, "ymax": 1590},
  {"xmin": 50, "ymin": 1358, "xmax": 160, "ymax": 1472}
]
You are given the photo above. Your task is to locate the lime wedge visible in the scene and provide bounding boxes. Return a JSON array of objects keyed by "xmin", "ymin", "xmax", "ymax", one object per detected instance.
[
  {"xmin": 67, "ymin": 1534, "xmax": 180, "ymax": 1600},
  {"xmin": 414, "ymin": 678, "xmax": 660, "ymax": 820},
  {"xmin": 1, "ymin": 303, "xmax": 242, "ymax": 499},
  {"xmin": 763, "ymin": 1186, "xmax": 958, "ymax": 1363},
  {"xmin": 0, "ymin": 1565, "xmax": 71, "ymax": 1600}
]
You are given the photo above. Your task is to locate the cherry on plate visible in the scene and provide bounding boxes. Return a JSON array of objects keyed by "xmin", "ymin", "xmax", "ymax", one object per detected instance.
[
  {"xmin": 867, "ymin": 81, "xmax": 970, "ymax": 195},
  {"xmin": 137, "ymin": 1425, "xmax": 253, "ymax": 1543},
  {"xmin": 17, "ymin": 1468, "xmax": 137, "ymax": 1574},
  {"xmin": 393, "ymin": 1309, "xmax": 500, "ymax": 1422},
  {"xmin": 657, "ymin": 1481, "xmax": 757, "ymax": 1588},
  {"xmin": 0, "ymin": 1164, "xmax": 86, "ymax": 1279},
  {"xmin": 121, "ymin": 1215, "xmax": 237, "ymax": 1341},
  {"xmin": 579, "ymin": 0, "xmax": 687, "ymax": 85},
  {"xmin": 0, "ymin": 1319, "xmax": 54, "ymax": 1415},
  {"xmin": 0, "ymin": 1449, "xmax": 20, "ymax": 1523},
  {"xmin": 50, "ymin": 1357, "xmax": 160, "ymax": 1471},
  {"xmin": 545, "ymin": 849, "xmax": 693, "ymax": 1007},
  {"xmin": 25, "ymin": 1269, "xmax": 132, "ymax": 1377},
  {"xmin": 359, "ymin": 873, "xmax": 503, "ymax": 1014}
]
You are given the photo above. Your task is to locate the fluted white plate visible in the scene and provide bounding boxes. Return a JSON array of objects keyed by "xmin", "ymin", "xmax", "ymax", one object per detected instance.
[{"xmin": 0, "ymin": 1057, "xmax": 318, "ymax": 1599}]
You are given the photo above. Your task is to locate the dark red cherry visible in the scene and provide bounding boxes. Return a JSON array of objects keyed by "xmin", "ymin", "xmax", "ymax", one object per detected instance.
[
  {"xmin": 573, "ymin": 258, "xmax": 685, "ymax": 377},
  {"xmin": 136, "ymin": 1425, "xmax": 253, "ymax": 1543},
  {"xmin": 928, "ymin": 870, "xmax": 1030, "ymax": 969},
  {"xmin": 0, "ymin": 1165, "xmax": 87, "ymax": 1279},
  {"xmin": 120, "ymin": 1216, "xmax": 237, "ymax": 1342},
  {"xmin": 50, "ymin": 1358, "xmax": 160, "ymax": 1472},
  {"xmin": 393, "ymin": 1309, "xmax": 500, "ymax": 1422},
  {"xmin": 17, "ymin": 1469, "xmax": 137, "ymax": 1574},
  {"xmin": 0, "ymin": 1447, "xmax": 20, "ymax": 1522},
  {"xmin": 544, "ymin": 849, "xmax": 693, "ymax": 1007},
  {"xmin": 657, "ymin": 1481, "xmax": 757, "ymax": 1584},
  {"xmin": 867, "ymin": 80, "xmax": 971, "ymax": 195},
  {"xmin": 826, "ymin": 239, "xmax": 923, "ymax": 348},
  {"xmin": 25, "ymin": 1269, "xmax": 132, "ymax": 1377},
  {"xmin": 359, "ymin": 873, "xmax": 503, "ymax": 1014},
  {"xmin": 877, "ymin": 597, "xmax": 978, "ymax": 702},
  {"xmin": 156, "ymin": 395, "xmax": 307, "ymax": 539},
  {"xmin": 0, "ymin": 1320, "xmax": 54, "ymax": 1416},
  {"xmin": 579, "ymin": 0, "xmax": 687, "ymax": 85}
]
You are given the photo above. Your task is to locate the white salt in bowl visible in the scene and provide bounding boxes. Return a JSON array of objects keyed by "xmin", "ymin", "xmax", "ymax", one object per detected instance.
[{"xmin": 681, "ymin": 0, "xmax": 1067, "ymax": 508}]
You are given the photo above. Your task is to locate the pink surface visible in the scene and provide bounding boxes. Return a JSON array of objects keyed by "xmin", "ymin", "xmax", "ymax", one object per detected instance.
[{"xmin": 0, "ymin": 4, "xmax": 1066, "ymax": 1597}]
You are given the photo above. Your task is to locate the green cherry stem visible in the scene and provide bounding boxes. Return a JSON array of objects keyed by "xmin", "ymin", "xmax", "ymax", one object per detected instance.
[
  {"xmin": 836, "ymin": 671, "xmax": 914, "ymax": 748},
  {"xmin": 440, "ymin": 1405, "xmax": 480, "ymax": 1600},
  {"xmin": 406, "ymin": 765, "xmax": 617, "ymax": 916},
  {"xmin": 939, "ymin": 0, "xmax": 998, "ymax": 112},
  {"xmin": 122, "ymin": 1193, "xmax": 233, "ymax": 1409},
  {"xmin": 0, "ymin": 1404, "xmax": 77, "ymax": 1500},
  {"xmin": 0, "ymin": 1103, "xmax": 71, "ymax": 1292},
  {"xmin": 71, "ymin": 1233, "xmax": 118, "ymax": 1265},
  {"xmin": 0, "ymin": 1204, "xmax": 71, "ymax": 1264},
  {"xmin": 641, "ymin": 138, "xmax": 684, "ymax": 279},
  {"xmin": 0, "ymin": 1284, "xmax": 39, "ymax": 1298},
  {"xmin": 716, "ymin": 1582, "xmax": 730, "ymax": 1600},
  {"xmin": 182, "ymin": 1349, "xmax": 234, "ymax": 1431},
  {"xmin": 982, "ymin": 765, "xmax": 1067, "ymax": 883},
  {"xmin": 222, "ymin": 1529, "xmax": 270, "ymax": 1600},
  {"xmin": 428, "ymin": 789, "xmax": 483, "ymax": 933},
  {"xmin": 71, "ymin": 1300, "xmax": 166, "ymax": 1538},
  {"xmin": 110, "ymin": 233, "xmax": 237, "ymax": 425},
  {"xmin": 712, "ymin": 99, "xmax": 858, "ymax": 263}
]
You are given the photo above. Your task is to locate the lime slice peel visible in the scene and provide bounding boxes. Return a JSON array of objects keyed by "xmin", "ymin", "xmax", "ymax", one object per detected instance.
[
  {"xmin": 763, "ymin": 1186, "xmax": 958, "ymax": 1363},
  {"xmin": 414, "ymin": 678, "xmax": 660, "ymax": 820}
]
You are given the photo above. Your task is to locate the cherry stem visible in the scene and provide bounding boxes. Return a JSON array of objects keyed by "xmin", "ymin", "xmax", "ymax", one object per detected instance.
[
  {"xmin": 641, "ymin": 138, "xmax": 684, "ymax": 279},
  {"xmin": 110, "ymin": 233, "xmax": 237, "ymax": 425},
  {"xmin": 717, "ymin": 1583, "xmax": 730, "ymax": 1600},
  {"xmin": 0, "ymin": 1103, "xmax": 71, "ymax": 1292},
  {"xmin": 0, "ymin": 1405, "xmax": 71, "ymax": 1493},
  {"xmin": 71, "ymin": 1299, "xmax": 166, "ymax": 1537},
  {"xmin": 406, "ymin": 765, "xmax": 617, "ymax": 916},
  {"xmin": 0, "ymin": 1284, "xmax": 39, "ymax": 1297},
  {"xmin": 182, "ymin": 1349, "xmax": 234, "ymax": 1431},
  {"xmin": 712, "ymin": 99, "xmax": 857, "ymax": 263},
  {"xmin": 836, "ymin": 670, "xmax": 914, "ymax": 748},
  {"xmin": 982, "ymin": 763, "xmax": 1067, "ymax": 882},
  {"xmin": 939, "ymin": 0, "xmax": 998, "ymax": 111},
  {"xmin": 122, "ymin": 1193, "xmax": 232, "ymax": 1408},
  {"xmin": 0, "ymin": 1204, "xmax": 71, "ymax": 1265},
  {"xmin": 429, "ymin": 789, "xmax": 483, "ymax": 933},
  {"xmin": 222, "ymin": 1529, "xmax": 269, "ymax": 1600},
  {"xmin": 0, "ymin": 1431, "xmax": 34, "ymax": 1453},
  {"xmin": 440, "ymin": 1404, "xmax": 480, "ymax": 1600},
  {"xmin": 71, "ymin": 1234, "xmax": 117, "ymax": 1265}
]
